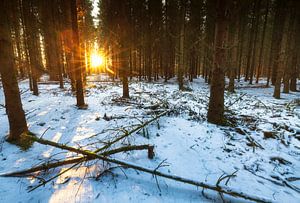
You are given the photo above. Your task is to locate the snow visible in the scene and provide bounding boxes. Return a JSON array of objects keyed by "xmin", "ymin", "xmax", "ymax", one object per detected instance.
[{"xmin": 0, "ymin": 77, "xmax": 299, "ymax": 203}]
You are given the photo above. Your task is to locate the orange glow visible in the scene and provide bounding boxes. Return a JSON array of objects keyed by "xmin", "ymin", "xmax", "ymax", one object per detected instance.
[
  {"xmin": 90, "ymin": 52, "xmax": 104, "ymax": 68},
  {"xmin": 105, "ymin": 66, "xmax": 115, "ymax": 74}
]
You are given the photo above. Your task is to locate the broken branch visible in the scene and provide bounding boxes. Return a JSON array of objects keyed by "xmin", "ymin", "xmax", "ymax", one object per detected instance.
[
  {"xmin": 18, "ymin": 134, "xmax": 271, "ymax": 202},
  {"xmin": 94, "ymin": 110, "xmax": 169, "ymax": 153},
  {"xmin": 0, "ymin": 144, "xmax": 152, "ymax": 177}
]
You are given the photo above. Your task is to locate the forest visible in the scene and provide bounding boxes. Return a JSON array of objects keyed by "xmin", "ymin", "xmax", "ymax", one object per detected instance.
[{"xmin": 0, "ymin": 0, "xmax": 299, "ymax": 202}]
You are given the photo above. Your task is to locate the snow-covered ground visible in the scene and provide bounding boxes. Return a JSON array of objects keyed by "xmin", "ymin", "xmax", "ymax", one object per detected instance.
[{"xmin": 0, "ymin": 77, "xmax": 299, "ymax": 203}]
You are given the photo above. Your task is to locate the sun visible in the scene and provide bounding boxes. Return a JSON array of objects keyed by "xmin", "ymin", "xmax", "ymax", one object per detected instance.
[{"xmin": 90, "ymin": 52, "xmax": 104, "ymax": 68}]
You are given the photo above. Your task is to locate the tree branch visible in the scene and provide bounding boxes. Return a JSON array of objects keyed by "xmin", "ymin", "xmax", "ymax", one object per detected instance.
[{"xmin": 16, "ymin": 134, "xmax": 271, "ymax": 202}]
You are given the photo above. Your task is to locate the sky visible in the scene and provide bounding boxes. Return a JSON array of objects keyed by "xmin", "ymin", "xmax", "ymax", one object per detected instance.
[{"xmin": 92, "ymin": 0, "xmax": 99, "ymax": 26}]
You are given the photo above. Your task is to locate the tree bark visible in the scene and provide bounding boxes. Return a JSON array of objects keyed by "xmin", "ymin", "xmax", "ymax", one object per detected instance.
[
  {"xmin": 268, "ymin": 0, "xmax": 286, "ymax": 86},
  {"xmin": 0, "ymin": 0, "xmax": 28, "ymax": 141},
  {"xmin": 227, "ymin": 1, "xmax": 239, "ymax": 93},
  {"xmin": 249, "ymin": 0, "xmax": 261, "ymax": 85},
  {"xmin": 273, "ymin": 0, "xmax": 287, "ymax": 99},
  {"xmin": 245, "ymin": 1, "xmax": 257, "ymax": 82},
  {"xmin": 290, "ymin": 4, "xmax": 300, "ymax": 92},
  {"xmin": 71, "ymin": 0, "xmax": 85, "ymax": 107},
  {"xmin": 204, "ymin": 0, "xmax": 216, "ymax": 83},
  {"xmin": 22, "ymin": 0, "xmax": 39, "ymax": 96},
  {"xmin": 207, "ymin": 0, "xmax": 229, "ymax": 125},
  {"xmin": 283, "ymin": 2, "xmax": 296, "ymax": 94},
  {"xmin": 178, "ymin": 1, "xmax": 185, "ymax": 90},
  {"xmin": 256, "ymin": 0, "xmax": 269, "ymax": 83}
]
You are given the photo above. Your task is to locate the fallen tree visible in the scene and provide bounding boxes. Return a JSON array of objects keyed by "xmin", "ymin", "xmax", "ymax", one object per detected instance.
[
  {"xmin": 1, "ymin": 133, "xmax": 271, "ymax": 203},
  {"xmin": 0, "ymin": 111, "xmax": 271, "ymax": 202},
  {"xmin": 1, "ymin": 111, "xmax": 165, "ymax": 177},
  {"xmin": 0, "ymin": 144, "xmax": 152, "ymax": 177}
]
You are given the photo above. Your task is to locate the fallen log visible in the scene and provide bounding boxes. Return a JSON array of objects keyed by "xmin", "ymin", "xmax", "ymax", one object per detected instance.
[
  {"xmin": 0, "ymin": 145, "xmax": 152, "ymax": 177},
  {"xmin": 17, "ymin": 134, "xmax": 271, "ymax": 202},
  {"xmin": 0, "ymin": 111, "xmax": 167, "ymax": 178}
]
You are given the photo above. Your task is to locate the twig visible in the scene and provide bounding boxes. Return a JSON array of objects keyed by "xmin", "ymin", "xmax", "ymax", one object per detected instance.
[
  {"xmin": 225, "ymin": 93, "xmax": 247, "ymax": 109},
  {"xmin": 153, "ymin": 159, "xmax": 169, "ymax": 192},
  {"xmin": 75, "ymin": 167, "xmax": 88, "ymax": 197},
  {"xmin": 94, "ymin": 111, "xmax": 169, "ymax": 153},
  {"xmin": 245, "ymin": 134, "xmax": 264, "ymax": 150},
  {"xmin": 40, "ymin": 127, "xmax": 50, "ymax": 139},
  {"xmin": 253, "ymin": 97, "xmax": 271, "ymax": 110},
  {"xmin": 216, "ymin": 170, "xmax": 238, "ymax": 187},
  {"xmin": 20, "ymin": 89, "xmax": 30, "ymax": 95},
  {"xmin": 95, "ymin": 166, "xmax": 119, "ymax": 181},
  {"xmin": 28, "ymin": 161, "xmax": 82, "ymax": 192},
  {"xmin": 244, "ymin": 165, "xmax": 299, "ymax": 193}
]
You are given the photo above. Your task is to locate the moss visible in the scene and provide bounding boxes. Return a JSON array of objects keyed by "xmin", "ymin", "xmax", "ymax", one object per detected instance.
[{"xmin": 6, "ymin": 132, "xmax": 35, "ymax": 151}]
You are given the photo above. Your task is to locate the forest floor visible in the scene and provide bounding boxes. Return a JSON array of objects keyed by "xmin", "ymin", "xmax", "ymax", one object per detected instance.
[{"xmin": 0, "ymin": 76, "xmax": 299, "ymax": 203}]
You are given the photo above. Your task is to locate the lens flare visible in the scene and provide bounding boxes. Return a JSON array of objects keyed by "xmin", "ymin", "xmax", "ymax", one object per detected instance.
[{"xmin": 90, "ymin": 52, "xmax": 104, "ymax": 68}]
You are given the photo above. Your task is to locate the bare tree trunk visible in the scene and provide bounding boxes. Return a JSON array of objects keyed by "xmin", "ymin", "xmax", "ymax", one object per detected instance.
[
  {"xmin": 227, "ymin": 2, "xmax": 239, "ymax": 93},
  {"xmin": 256, "ymin": 0, "xmax": 269, "ymax": 83},
  {"xmin": 178, "ymin": 3, "xmax": 185, "ymax": 90},
  {"xmin": 236, "ymin": 1, "xmax": 248, "ymax": 82},
  {"xmin": 204, "ymin": 0, "xmax": 216, "ymax": 84},
  {"xmin": 249, "ymin": 0, "xmax": 261, "ymax": 85},
  {"xmin": 273, "ymin": 0, "xmax": 287, "ymax": 99},
  {"xmin": 290, "ymin": 6, "xmax": 300, "ymax": 92},
  {"xmin": 207, "ymin": 0, "xmax": 229, "ymax": 125},
  {"xmin": 273, "ymin": 50, "xmax": 285, "ymax": 99},
  {"xmin": 245, "ymin": 1, "xmax": 257, "ymax": 82},
  {"xmin": 0, "ymin": 0, "xmax": 28, "ymax": 141},
  {"xmin": 22, "ymin": 0, "xmax": 39, "ymax": 96},
  {"xmin": 283, "ymin": 3, "xmax": 296, "ymax": 94},
  {"xmin": 71, "ymin": 0, "xmax": 85, "ymax": 107},
  {"xmin": 119, "ymin": 1, "xmax": 130, "ymax": 98},
  {"xmin": 121, "ymin": 50, "xmax": 130, "ymax": 98}
]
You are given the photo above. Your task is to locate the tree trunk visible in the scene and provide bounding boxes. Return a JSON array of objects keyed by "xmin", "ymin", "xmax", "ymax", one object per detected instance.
[
  {"xmin": 204, "ymin": 0, "xmax": 216, "ymax": 84},
  {"xmin": 236, "ymin": 2, "xmax": 248, "ymax": 82},
  {"xmin": 283, "ymin": 3, "xmax": 296, "ymax": 94},
  {"xmin": 71, "ymin": 0, "xmax": 85, "ymax": 107},
  {"xmin": 245, "ymin": 1, "xmax": 257, "ymax": 82},
  {"xmin": 0, "ymin": 0, "xmax": 28, "ymax": 141},
  {"xmin": 22, "ymin": 0, "xmax": 39, "ymax": 96},
  {"xmin": 290, "ymin": 5, "xmax": 300, "ymax": 91},
  {"xmin": 268, "ymin": 0, "xmax": 286, "ymax": 86},
  {"xmin": 207, "ymin": 0, "xmax": 229, "ymax": 125},
  {"xmin": 273, "ymin": 0, "xmax": 287, "ymax": 99},
  {"xmin": 273, "ymin": 50, "xmax": 285, "ymax": 99},
  {"xmin": 256, "ymin": 0, "xmax": 269, "ymax": 83},
  {"xmin": 178, "ymin": 3, "xmax": 185, "ymax": 90},
  {"xmin": 120, "ymin": 49, "xmax": 130, "ymax": 98},
  {"xmin": 118, "ymin": 1, "xmax": 130, "ymax": 98},
  {"xmin": 249, "ymin": 0, "xmax": 261, "ymax": 85},
  {"xmin": 227, "ymin": 1, "xmax": 239, "ymax": 93},
  {"xmin": 40, "ymin": 1, "xmax": 62, "ymax": 82}
]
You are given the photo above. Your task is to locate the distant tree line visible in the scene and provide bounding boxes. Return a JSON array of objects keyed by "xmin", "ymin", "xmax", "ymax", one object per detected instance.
[
  {"xmin": 98, "ymin": 0, "xmax": 300, "ymax": 92},
  {"xmin": 98, "ymin": 0, "xmax": 300, "ymax": 123}
]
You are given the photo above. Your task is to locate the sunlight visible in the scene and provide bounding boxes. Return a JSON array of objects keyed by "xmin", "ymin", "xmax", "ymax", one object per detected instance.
[{"xmin": 90, "ymin": 52, "xmax": 104, "ymax": 68}]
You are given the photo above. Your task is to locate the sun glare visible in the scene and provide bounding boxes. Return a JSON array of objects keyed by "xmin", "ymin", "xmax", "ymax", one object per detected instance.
[{"xmin": 90, "ymin": 52, "xmax": 104, "ymax": 68}]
